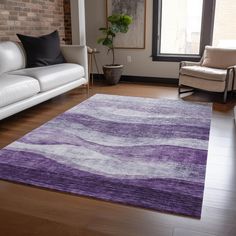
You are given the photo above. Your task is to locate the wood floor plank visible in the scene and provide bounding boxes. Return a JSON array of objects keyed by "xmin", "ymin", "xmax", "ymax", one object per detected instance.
[
  {"xmin": 0, "ymin": 208, "xmax": 112, "ymax": 236},
  {"xmin": 173, "ymin": 228, "xmax": 217, "ymax": 236},
  {"xmin": 203, "ymin": 188, "xmax": 236, "ymax": 211},
  {"xmin": 0, "ymin": 81, "xmax": 235, "ymax": 236}
]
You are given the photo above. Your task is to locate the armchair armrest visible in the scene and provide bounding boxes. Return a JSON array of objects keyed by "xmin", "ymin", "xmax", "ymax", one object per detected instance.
[
  {"xmin": 226, "ymin": 65, "xmax": 236, "ymax": 76},
  {"xmin": 180, "ymin": 61, "xmax": 201, "ymax": 69},
  {"xmin": 226, "ymin": 65, "xmax": 236, "ymax": 92},
  {"xmin": 60, "ymin": 45, "xmax": 88, "ymax": 82},
  {"xmin": 227, "ymin": 65, "xmax": 236, "ymax": 70}
]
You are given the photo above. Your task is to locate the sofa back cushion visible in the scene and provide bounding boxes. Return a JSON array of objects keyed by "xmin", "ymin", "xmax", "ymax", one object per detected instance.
[
  {"xmin": 202, "ymin": 46, "xmax": 236, "ymax": 69},
  {"xmin": 0, "ymin": 41, "xmax": 26, "ymax": 75},
  {"xmin": 17, "ymin": 31, "xmax": 66, "ymax": 68}
]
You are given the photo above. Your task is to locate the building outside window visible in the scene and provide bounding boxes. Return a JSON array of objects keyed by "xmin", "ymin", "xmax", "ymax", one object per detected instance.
[
  {"xmin": 152, "ymin": 0, "xmax": 236, "ymax": 62},
  {"xmin": 213, "ymin": 0, "xmax": 236, "ymax": 47},
  {"xmin": 160, "ymin": 0, "xmax": 203, "ymax": 55}
]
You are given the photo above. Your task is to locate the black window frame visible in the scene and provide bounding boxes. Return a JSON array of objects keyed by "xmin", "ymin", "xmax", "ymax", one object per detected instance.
[{"xmin": 152, "ymin": 0, "xmax": 216, "ymax": 62}]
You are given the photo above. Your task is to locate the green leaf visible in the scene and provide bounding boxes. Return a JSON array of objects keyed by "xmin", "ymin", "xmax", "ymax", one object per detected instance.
[
  {"xmin": 99, "ymin": 27, "xmax": 108, "ymax": 31},
  {"xmin": 110, "ymin": 25, "xmax": 119, "ymax": 33},
  {"xmin": 97, "ymin": 13, "xmax": 132, "ymax": 63},
  {"xmin": 103, "ymin": 37, "xmax": 113, "ymax": 48},
  {"xmin": 119, "ymin": 25, "xmax": 128, "ymax": 33},
  {"xmin": 108, "ymin": 14, "xmax": 120, "ymax": 23},
  {"xmin": 122, "ymin": 15, "xmax": 133, "ymax": 25},
  {"xmin": 97, "ymin": 38, "xmax": 105, "ymax": 44},
  {"xmin": 107, "ymin": 29, "xmax": 116, "ymax": 37}
]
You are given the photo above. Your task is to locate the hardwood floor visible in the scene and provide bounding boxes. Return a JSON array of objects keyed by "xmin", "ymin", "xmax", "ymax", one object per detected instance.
[{"xmin": 0, "ymin": 81, "xmax": 235, "ymax": 236}]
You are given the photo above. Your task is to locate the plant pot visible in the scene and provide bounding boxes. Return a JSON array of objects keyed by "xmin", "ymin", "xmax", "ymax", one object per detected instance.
[{"xmin": 103, "ymin": 65, "xmax": 124, "ymax": 85}]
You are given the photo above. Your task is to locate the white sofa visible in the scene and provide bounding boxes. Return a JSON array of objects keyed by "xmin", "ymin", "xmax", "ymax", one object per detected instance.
[{"xmin": 0, "ymin": 41, "xmax": 88, "ymax": 120}]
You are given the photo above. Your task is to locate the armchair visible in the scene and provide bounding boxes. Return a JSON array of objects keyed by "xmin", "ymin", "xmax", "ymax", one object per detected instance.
[{"xmin": 179, "ymin": 46, "xmax": 236, "ymax": 103}]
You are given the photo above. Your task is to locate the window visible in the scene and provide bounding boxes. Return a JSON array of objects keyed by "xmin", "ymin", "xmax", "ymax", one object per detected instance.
[
  {"xmin": 152, "ymin": 0, "xmax": 216, "ymax": 61},
  {"xmin": 213, "ymin": 0, "xmax": 236, "ymax": 48}
]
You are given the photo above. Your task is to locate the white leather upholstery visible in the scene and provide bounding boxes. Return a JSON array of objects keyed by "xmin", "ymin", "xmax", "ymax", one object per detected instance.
[
  {"xmin": 0, "ymin": 41, "xmax": 26, "ymax": 75},
  {"xmin": 10, "ymin": 63, "xmax": 85, "ymax": 92},
  {"xmin": 61, "ymin": 45, "xmax": 88, "ymax": 82},
  {"xmin": 0, "ymin": 74, "xmax": 40, "ymax": 108},
  {"xmin": 0, "ymin": 79, "xmax": 86, "ymax": 120},
  {"xmin": 181, "ymin": 66, "xmax": 227, "ymax": 81},
  {"xmin": 0, "ymin": 41, "xmax": 88, "ymax": 120}
]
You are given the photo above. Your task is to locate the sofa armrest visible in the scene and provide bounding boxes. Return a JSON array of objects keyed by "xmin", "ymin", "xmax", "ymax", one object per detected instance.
[{"xmin": 60, "ymin": 45, "xmax": 88, "ymax": 82}]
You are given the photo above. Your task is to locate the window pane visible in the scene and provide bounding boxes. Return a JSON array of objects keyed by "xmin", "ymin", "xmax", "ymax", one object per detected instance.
[
  {"xmin": 213, "ymin": 0, "xmax": 236, "ymax": 48},
  {"xmin": 160, "ymin": 0, "xmax": 203, "ymax": 55}
]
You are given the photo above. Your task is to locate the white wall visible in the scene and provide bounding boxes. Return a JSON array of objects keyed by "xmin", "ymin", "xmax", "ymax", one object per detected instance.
[
  {"xmin": 85, "ymin": 0, "xmax": 179, "ymax": 79},
  {"xmin": 70, "ymin": 0, "xmax": 86, "ymax": 45}
]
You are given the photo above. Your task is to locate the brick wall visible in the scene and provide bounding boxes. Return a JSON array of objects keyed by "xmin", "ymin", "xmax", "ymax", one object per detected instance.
[
  {"xmin": 64, "ymin": 0, "xmax": 72, "ymax": 44},
  {"xmin": 0, "ymin": 0, "xmax": 72, "ymax": 43}
]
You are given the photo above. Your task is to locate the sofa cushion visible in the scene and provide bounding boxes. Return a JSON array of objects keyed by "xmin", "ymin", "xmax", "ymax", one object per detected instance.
[
  {"xmin": 17, "ymin": 31, "xmax": 66, "ymax": 68},
  {"xmin": 202, "ymin": 46, "xmax": 236, "ymax": 69},
  {"xmin": 10, "ymin": 63, "xmax": 85, "ymax": 92},
  {"xmin": 0, "ymin": 74, "xmax": 40, "ymax": 108},
  {"xmin": 0, "ymin": 41, "xmax": 26, "ymax": 75},
  {"xmin": 180, "ymin": 65, "xmax": 227, "ymax": 82}
]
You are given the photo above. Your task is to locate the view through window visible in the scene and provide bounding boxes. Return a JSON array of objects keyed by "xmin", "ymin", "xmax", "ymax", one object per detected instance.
[
  {"xmin": 213, "ymin": 0, "xmax": 236, "ymax": 48},
  {"xmin": 160, "ymin": 0, "xmax": 203, "ymax": 55}
]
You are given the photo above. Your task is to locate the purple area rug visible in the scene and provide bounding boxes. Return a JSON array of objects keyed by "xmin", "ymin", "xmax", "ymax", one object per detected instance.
[{"xmin": 0, "ymin": 94, "xmax": 212, "ymax": 218}]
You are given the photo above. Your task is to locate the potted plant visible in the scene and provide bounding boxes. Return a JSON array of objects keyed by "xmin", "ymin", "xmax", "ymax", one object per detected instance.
[{"xmin": 97, "ymin": 14, "xmax": 132, "ymax": 85}]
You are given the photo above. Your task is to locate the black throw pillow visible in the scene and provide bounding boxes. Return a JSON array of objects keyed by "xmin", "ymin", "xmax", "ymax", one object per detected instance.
[{"xmin": 17, "ymin": 31, "xmax": 66, "ymax": 68}]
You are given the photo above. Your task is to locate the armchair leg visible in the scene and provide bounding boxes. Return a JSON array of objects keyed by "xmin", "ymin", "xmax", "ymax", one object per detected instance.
[
  {"xmin": 178, "ymin": 85, "xmax": 195, "ymax": 96},
  {"xmin": 223, "ymin": 71, "xmax": 231, "ymax": 103},
  {"xmin": 223, "ymin": 89, "xmax": 228, "ymax": 103},
  {"xmin": 178, "ymin": 85, "xmax": 181, "ymax": 96}
]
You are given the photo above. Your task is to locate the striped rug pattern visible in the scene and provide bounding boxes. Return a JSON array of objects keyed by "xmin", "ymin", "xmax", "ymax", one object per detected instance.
[{"xmin": 0, "ymin": 94, "xmax": 212, "ymax": 217}]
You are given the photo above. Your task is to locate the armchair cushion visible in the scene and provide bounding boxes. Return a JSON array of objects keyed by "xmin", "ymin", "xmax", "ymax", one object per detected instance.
[
  {"xmin": 180, "ymin": 66, "xmax": 227, "ymax": 81},
  {"xmin": 202, "ymin": 46, "xmax": 236, "ymax": 69}
]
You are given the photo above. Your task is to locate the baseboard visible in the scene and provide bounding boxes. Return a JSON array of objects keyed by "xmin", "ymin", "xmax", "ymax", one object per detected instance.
[{"xmin": 92, "ymin": 74, "xmax": 179, "ymax": 85}]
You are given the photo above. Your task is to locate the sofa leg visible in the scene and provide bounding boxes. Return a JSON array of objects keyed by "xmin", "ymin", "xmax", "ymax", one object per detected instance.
[{"xmin": 86, "ymin": 83, "xmax": 89, "ymax": 96}]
